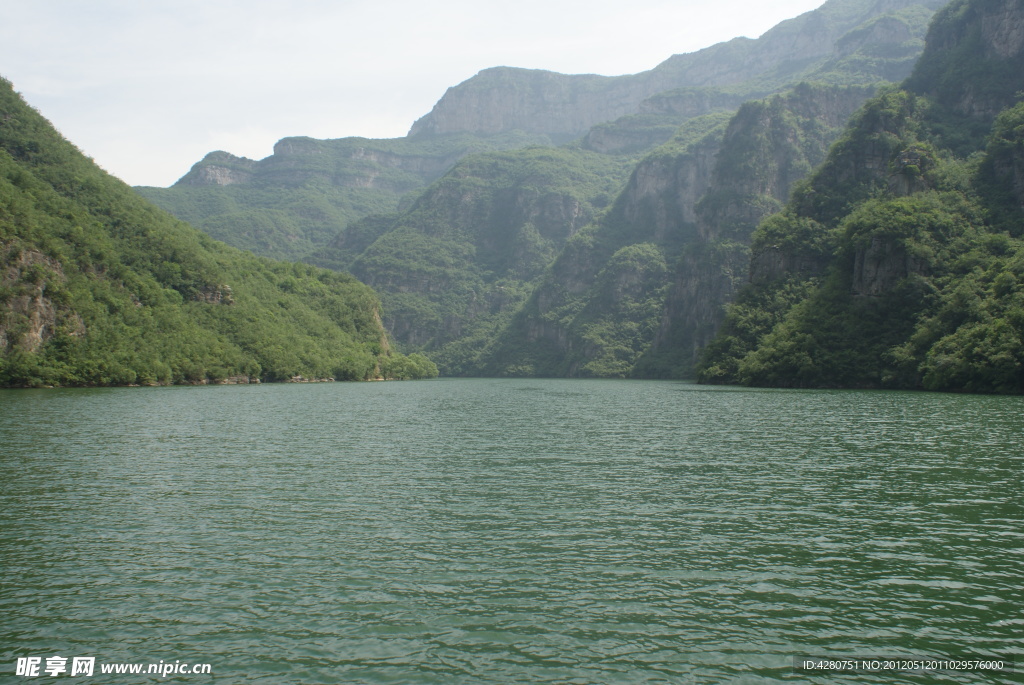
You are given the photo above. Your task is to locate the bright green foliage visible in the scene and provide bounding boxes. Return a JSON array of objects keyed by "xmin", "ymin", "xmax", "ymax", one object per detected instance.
[
  {"xmin": 573, "ymin": 243, "xmax": 670, "ymax": 377},
  {"xmin": 0, "ymin": 79, "xmax": 436, "ymax": 387},
  {"xmin": 379, "ymin": 353, "xmax": 439, "ymax": 380},
  {"xmin": 976, "ymin": 102, "xmax": 1024, "ymax": 235}
]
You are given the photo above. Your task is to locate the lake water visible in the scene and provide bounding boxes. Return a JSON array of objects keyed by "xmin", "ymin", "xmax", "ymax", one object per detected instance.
[{"xmin": 1, "ymin": 379, "xmax": 1020, "ymax": 683}]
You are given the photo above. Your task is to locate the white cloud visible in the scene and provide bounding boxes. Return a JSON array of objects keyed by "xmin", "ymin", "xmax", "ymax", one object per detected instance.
[{"xmin": 0, "ymin": 0, "xmax": 824, "ymax": 186}]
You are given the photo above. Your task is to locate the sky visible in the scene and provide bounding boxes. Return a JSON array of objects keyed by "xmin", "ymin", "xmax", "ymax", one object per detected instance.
[{"xmin": 1, "ymin": 0, "xmax": 826, "ymax": 187}]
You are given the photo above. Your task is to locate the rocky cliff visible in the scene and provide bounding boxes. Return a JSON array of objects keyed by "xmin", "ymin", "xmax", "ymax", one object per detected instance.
[
  {"xmin": 0, "ymin": 244, "xmax": 82, "ymax": 355},
  {"xmin": 474, "ymin": 84, "xmax": 874, "ymax": 378},
  {"xmin": 697, "ymin": 0, "xmax": 1024, "ymax": 393},
  {"xmin": 409, "ymin": 0, "xmax": 945, "ymax": 141}
]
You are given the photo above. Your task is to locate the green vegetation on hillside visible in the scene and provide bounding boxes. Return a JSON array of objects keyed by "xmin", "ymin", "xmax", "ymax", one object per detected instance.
[
  {"xmin": 697, "ymin": 0, "xmax": 1024, "ymax": 393},
  {"xmin": 122, "ymin": 0, "xmax": 950, "ymax": 385},
  {"xmin": 0, "ymin": 79, "xmax": 437, "ymax": 387},
  {"xmin": 480, "ymin": 83, "xmax": 877, "ymax": 379},
  {"xmin": 137, "ymin": 132, "xmax": 555, "ymax": 262},
  {"xmin": 340, "ymin": 146, "xmax": 640, "ymax": 374}
]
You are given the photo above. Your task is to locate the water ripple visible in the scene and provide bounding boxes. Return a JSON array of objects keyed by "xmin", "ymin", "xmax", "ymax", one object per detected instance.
[{"xmin": 1, "ymin": 380, "xmax": 1021, "ymax": 683}]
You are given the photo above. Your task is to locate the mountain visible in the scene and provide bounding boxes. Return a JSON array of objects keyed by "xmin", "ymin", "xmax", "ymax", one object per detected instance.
[
  {"xmin": 138, "ymin": 0, "xmax": 944, "ymax": 266},
  {"xmin": 276, "ymin": 0, "xmax": 943, "ymax": 376},
  {"xmin": 308, "ymin": 145, "xmax": 639, "ymax": 373},
  {"xmin": 0, "ymin": 79, "xmax": 436, "ymax": 387},
  {"xmin": 697, "ymin": 0, "xmax": 1024, "ymax": 393},
  {"xmin": 475, "ymin": 83, "xmax": 875, "ymax": 377},
  {"xmin": 410, "ymin": 0, "xmax": 943, "ymax": 140},
  {"xmin": 136, "ymin": 131, "xmax": 550, "ymax": 262}
]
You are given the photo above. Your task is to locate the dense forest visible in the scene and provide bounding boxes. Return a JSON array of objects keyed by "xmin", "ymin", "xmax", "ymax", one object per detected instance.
[
  {"xmin": 698, "ymin": 0, "xmax": 1024, "ymax": 393},
  {"xmin": 0, "ymin": 79, "xmax": 437, "ymax": 387}
]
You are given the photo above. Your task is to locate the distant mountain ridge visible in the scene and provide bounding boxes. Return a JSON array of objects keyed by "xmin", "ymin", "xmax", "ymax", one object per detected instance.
[
  {"xmin": 137, "ymin": 131, "xmax": 552, "ymax": 261},
  {"xmin": 410, "ymin": 0, "xmax": 945, "ymax": 140},
  {"xmin": 139, "ymin": 0, "xmax": 945, "ymax": 263},
  {"xmin": 307, "ymin": 0, "xmax": 946, "ymax": 375}
]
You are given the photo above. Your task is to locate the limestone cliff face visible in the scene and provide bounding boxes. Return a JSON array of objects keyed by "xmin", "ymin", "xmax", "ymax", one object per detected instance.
[
  {"xmin": 408, "ymin": 69, "xmax": 632, "ymax": 141},
  {"xmin": 175, "ymin": 137, "xmax": 470, "ymax": 193},
  {"xmin": 175, "ymin": 151, "xmax": 257, "ymax": 186},
  {"xmin": 907, "ymin": 0, "xmax": 1024, "ymax": 119},
  {"xmin": 850, "ymin": 235, "xmax": 925, "ymax": 295},
  {"xmin": 620, "ymin": 136, "xmax": 722, "ymax": 244},
  {"xmin": 701, "ymin": 85, "xmax": 876, "ymax": 240},
  {"xmin": 988, "ymin": 120, "xmax": 1024, "ymax": 211},
  {"xmin": 983, "ymin": 0, "xmax": 1024, "ymax": 58},
  {"xmin": 0, "ymin": 245, "xmax": 83, "ymax": 354},
  {"xmin": 648, "ymin": 249, "xmax": 751, "ymax": 370},
  {"xmin": 492, "ymin": 134, "xmax": 721, "ymax": 373},
  {"xmin": 408, "ymin": 0, "xmax": 945, "ymax": 141},
  {"xmin": 645, "ymin": 85, "xmax": 876, "ymax": 373}
]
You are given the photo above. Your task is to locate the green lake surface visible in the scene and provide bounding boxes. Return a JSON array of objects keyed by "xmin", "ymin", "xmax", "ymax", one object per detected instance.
[{"xmin": 1, "ymin": 378, "xmax": 1021, "ymax": 683}]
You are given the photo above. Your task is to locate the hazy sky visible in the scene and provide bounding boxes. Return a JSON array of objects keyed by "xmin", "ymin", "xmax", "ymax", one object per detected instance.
[{"xmin": 1, "ymin": 0, "xmax": 825, "ymax": 187}]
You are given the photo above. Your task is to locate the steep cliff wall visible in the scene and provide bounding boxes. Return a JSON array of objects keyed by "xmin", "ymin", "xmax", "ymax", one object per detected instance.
[
  {"xmin": 473, "ymin": 115, "xmax": 729, "ymax": 377},
  {"xmin": 0, "ymin": 245, "xmax": 82, "ymax": 354},
  {"xmin": 475, "ymin": 84, "xmax": 873, "ymax": 378},
  {"xmin": 906, "ymin": 0, "xmax": 1024, "ymax": 119},
  {"xmin": 640, "ymin": 84, "xmax": 876, "ymax": 376}
]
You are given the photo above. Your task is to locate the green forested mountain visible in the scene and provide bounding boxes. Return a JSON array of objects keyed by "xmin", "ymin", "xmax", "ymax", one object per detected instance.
[
  {"xmin": 0, "ymin": 79, "xmax": 436, "ymax": 387},
  {"xmin": 122, "ymin": 0, "xmax": 962, "ymax": 383},
  {"xmin": 135, "ymin": 132, "xmax": 551, "ymax": 262},
  {"xmin": 698, "ymin": 0, "xmax": 1024, "ymax": 393},
  {"xmin": 138, "ymin": 0, "xmax": 943, "ymax": 268},
  {"xmin": 291, "ymin": 0, "xmax": 942, "ymax": 377},
  {"xmin": 311, "ymin": 146, "xmax": 639, "ymax": 374},
  {"xmin": 476, "ymin": 84, "xmax": 875, "ymax": 377}
]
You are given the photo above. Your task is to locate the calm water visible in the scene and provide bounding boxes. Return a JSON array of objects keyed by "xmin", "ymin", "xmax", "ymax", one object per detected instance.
[{"xmin": 1, "ymin": 379, "xmax": 1021, "ymax": 683}]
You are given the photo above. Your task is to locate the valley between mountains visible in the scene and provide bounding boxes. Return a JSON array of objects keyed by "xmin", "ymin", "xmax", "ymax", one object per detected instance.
[{"xmin": 4, "ymin": 0, "xmax": 1024, "ymax": 392}]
